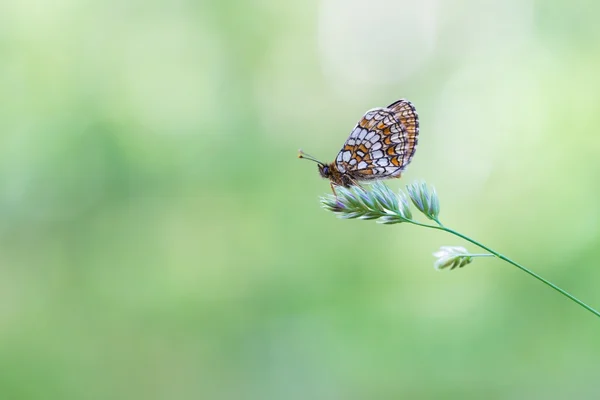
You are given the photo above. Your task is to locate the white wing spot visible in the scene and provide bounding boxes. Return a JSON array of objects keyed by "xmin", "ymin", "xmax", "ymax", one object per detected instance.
[
  {"xmin": 371, "ymin": 142, "xmax": 382, "ymax": 151},
  {"xmin": 349, "ymin": 158, "xmax": 357, "ymax": 166},
  {"xmin": 363, "ymin": 108, "xmax": 381, "ymax": 120},
  {"xmin": 357, "ymin": 161, "xmax": 368, "ymax": 169},
  {"xmin": 342, "ymin": 151, "xmax": 351, "ymax": 162},
  {"xmin": 391, "ymin": 125, "xmax": 402, "ymax": 134},
  {"xmin": 385, "ymin": 166, "xmax": 401, "ymax": 176},
  {"xmin": 377, "ymin": 158, "xmax": 389, "ymax": 167},
  {"xmin": 338, "ymin": 164, "xmax": 346, "ymax": 173},
  {"xmin": 358, "ymin": 128, "xmax": 367, "ymax": 141},
  {"xmin": 369, "ymin": 134, "xmax": 380, "ymax": 144},
  {"xmin": 365, "ymin": 131, "xmax": 375, "ymax": 141},
  {"xmin": 371, "ymin": 150, "xmax": 384, "ymax": 159}
]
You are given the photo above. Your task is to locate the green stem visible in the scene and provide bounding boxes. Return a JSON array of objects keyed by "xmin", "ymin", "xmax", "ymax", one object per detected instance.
[{"xmin": 421, "ymin": 218, "xmax": 600, "ymax": 318}]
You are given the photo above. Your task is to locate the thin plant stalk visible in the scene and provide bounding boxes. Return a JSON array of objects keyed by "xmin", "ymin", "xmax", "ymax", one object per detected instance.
[
  {"xmin": 429, "ymin": 220, "xmax": 600, "ymax": 318},
  {"xmin": 320, "ymin": 181, "xmax": 600, "ymax": 319}
]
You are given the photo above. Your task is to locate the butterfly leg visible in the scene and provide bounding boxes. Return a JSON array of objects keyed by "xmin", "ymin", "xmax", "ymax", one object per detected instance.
[
  {"xmin": 330, "ymin": 177, "xmax": 364, "ymax": 198},
  {"xmin": 344, "ymin": 176, "xmax": 366, "ymax": 192},
  {"xmin": 330, "ymin": 182, "xmax": 339, "ymax": 196},
  {"xmin": 347, "ymin": 177, "xmax": 363, "ymax": 188}
]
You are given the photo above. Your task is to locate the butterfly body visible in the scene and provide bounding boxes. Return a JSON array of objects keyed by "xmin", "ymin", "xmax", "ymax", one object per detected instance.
[
  {"xmin": 318, "ymin": 163, "xmax": 353, "ymax": 187},
  {"xmin": 301, "ymin": 99, "xmax": 419, "ymax": 190}
]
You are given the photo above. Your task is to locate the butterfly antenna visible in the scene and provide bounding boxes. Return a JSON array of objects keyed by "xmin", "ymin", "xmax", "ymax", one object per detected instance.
[{"xmin": 298, "ymin": 149, "xmax": 324, "ymax": 165}]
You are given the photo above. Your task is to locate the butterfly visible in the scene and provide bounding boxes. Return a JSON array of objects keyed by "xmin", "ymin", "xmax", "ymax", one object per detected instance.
[{"xmin": 299, "ymin": 99, "xmax": 419, "ymax": 193}]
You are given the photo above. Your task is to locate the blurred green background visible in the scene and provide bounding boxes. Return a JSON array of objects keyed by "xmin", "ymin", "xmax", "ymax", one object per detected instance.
[{"xmin": 1, "ymin": 0, "xmax": 600, "ymax": 398}]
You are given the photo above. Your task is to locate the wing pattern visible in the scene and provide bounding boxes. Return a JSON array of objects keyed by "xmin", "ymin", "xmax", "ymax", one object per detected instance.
[{"xmin": 334, "ymin": 99, "xmax": 419, "ymax": 181}]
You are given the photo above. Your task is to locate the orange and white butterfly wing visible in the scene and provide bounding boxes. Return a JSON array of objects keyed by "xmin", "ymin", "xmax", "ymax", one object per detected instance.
[
  {"xmin": 334, "ymin": 99, "xmax": 419, "ymax": 181},
  {"xmin": 386, "ymin": 99, "xmax": 419, "ymax": 167}
]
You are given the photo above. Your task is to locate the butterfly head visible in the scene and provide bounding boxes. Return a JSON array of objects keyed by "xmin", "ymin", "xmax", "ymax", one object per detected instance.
[
  {"xmin": 318, "ymin": 164, "xmax": 331, "ymax": 179},
  {"xmin": 299, "ymin": 149, "xmax": 346, "ymax": 186}
]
